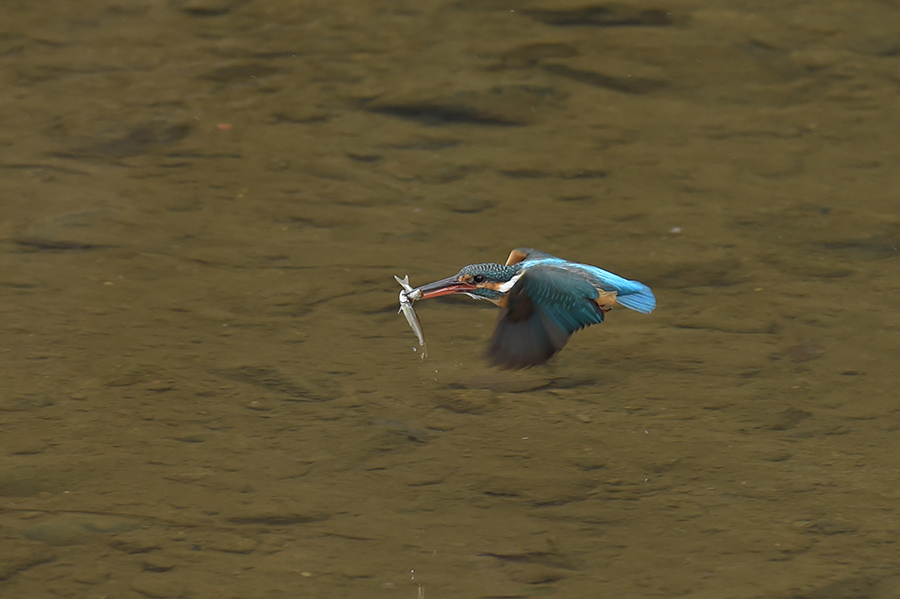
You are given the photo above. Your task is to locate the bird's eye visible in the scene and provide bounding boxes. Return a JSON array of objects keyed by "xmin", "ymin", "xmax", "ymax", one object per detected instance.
[{"xmin": 472, "ymin": 274, "xmax": 486, "ymax": 284}]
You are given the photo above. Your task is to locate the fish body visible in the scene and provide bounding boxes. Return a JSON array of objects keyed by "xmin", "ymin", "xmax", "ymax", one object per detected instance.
[{"xmin": 394, "ymin": 275, "xmax": 426, "ymax": 358}]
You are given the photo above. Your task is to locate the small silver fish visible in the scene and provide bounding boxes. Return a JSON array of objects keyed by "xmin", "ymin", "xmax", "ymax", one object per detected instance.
[{"xmin": 394, "ymin": 275, "xmax": 426, "ymax": 358}]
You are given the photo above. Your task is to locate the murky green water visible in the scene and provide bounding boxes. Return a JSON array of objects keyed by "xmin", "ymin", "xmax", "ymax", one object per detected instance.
[{"xmin": 1, "ymin": 1, "xmax": 899, "ymax": 597}]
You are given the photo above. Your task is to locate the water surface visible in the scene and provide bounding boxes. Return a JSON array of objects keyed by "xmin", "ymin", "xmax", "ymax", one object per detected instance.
[{"xmin": 1, "ymin": 1, "xmax": 899, "ymax": 597}]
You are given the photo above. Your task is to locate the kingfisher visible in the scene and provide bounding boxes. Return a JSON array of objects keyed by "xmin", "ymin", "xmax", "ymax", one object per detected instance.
[{"xmin": 412, "ymin": 248, "xmax": 655, "ymax": 369}]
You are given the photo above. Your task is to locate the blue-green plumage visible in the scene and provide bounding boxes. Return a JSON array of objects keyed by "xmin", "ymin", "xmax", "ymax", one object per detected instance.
[{"xmin": 413, "ymin": 248, "xmax": 655, "ymax": 368}]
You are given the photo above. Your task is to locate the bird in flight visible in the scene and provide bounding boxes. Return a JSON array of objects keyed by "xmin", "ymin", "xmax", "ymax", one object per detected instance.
[{"xmin": 406, "ymin": 248, "xmax": 655, "ymax": 369}]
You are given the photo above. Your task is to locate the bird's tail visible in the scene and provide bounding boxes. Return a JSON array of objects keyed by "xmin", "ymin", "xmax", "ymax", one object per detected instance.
[{"xmin": 615, "ymin": 282, "xmax": 656, "ymax": 314}]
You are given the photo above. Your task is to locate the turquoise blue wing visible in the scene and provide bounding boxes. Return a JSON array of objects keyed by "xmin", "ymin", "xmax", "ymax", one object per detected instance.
[
  {"xmin": 549, "ymin": 262, "xmax": 655, "ymax": 314},
  {"xmin": 579, "ymin": 264, "xmax": 656, "ymax": 313},
  {"xmin": 508, "ymin": 250, "xmax": 656, "ymax": 314}
]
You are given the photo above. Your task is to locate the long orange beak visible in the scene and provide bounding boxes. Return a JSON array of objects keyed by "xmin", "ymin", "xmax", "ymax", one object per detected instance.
[{"xmin": 416, "ymin": 276, "xmax": 477, "ymax": 299}]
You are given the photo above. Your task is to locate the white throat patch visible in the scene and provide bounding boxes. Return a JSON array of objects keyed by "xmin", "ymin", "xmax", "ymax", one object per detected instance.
[{"xmin": 497, "ymin": 272, "xmax": 524, "ymax": 293}]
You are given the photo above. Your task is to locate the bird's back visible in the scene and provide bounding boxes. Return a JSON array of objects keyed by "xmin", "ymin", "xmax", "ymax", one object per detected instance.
[{"xmin": 516, "ymin": 252, "xmax": 656, "ymax": 315}]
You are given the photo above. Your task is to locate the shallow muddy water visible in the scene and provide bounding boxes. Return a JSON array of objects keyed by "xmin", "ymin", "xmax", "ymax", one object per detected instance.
[{"xmin": 1, "ymin": 1, "xmax": 899, "ymax": 597}]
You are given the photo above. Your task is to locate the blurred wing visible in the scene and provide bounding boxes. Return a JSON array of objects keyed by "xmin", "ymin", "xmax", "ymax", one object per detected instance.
[{"xmin": 487, "ymin": 265, "xmax": 605, "ymax": 369}]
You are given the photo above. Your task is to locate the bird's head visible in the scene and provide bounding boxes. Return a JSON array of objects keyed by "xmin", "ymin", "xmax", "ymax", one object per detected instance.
[{"xmin": 416, "ymin": 262, "xmax": 519, "ymax": 304}]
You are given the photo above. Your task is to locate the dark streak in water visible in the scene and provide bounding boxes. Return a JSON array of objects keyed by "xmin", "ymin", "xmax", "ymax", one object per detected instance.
[
  {"xmin": 523, "ymin": 6, "xmax": 673, "ymax": 27},
  {"xmin": 365, "ymin": 102, "xmax": 525, "ymax": 126},
  {"xmin": 13, "ymin": 238, "xmax": 116, "ymax": 252},
  {"xmin": 543, "ymin": 64, "xmax": 666, "ymax": 94}
]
